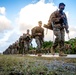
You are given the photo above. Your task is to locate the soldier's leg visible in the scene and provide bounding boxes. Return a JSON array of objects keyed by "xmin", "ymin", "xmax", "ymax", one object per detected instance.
[
  {"xmin": 51, "ymin": 28, "xmax": 61, "ymax": 55},
  {"xmin": 23, "ymin": 42, "xmax": 25, "ymax": 55},
  {"xmin": 35, "ymin": 36, "xmax": 41, "ymax": 50},
  {"xmin": 19, "ymin": 48, "xmax": 20, "ymax": 54},
  {"xmin": 14, "ymin": 48, "xmax": 16, "ymax": 54},
  {"xmin": 22, "ymin": 43, "xmax": 25, "ymax": 54},
  {"xmin": 20, "ymin": 43, "xmax": 24, "ymax": 54},
  {"xmin": 24, "ymin": 42, "xmax": 29, "ymax": 54},
  {"xmin": 40, "ymin": 39, "xmax": 43, "ymax": 49},
  {"xmin": 35, "ymin": 36, "xmax": 41, "ymax": 54},
  {"xmin": 59, "ymin": 29, "xmax": 67, "ymax": 56},
  {"xmin": 19, "ymin": 47, "xmax": 22, "ymax": 54},
  {"xmin": 19, "ymin": 43, "xmax": 22, "ymax": 54},
  {"xmin": 53, "ymin": 38, "xmax": 59, "ymax": 48},
  {"xmin": 27, "ymin": 42, "xmax": 29, "ymax": 51},
  {"xmin": 59, "ymin": 29, "xmax": 65, "ymax": 47}
]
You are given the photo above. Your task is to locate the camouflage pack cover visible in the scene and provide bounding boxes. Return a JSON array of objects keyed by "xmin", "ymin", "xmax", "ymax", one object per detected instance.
[{"xmin": 43, "ymin": 23, "xmax": 53, "ymax": 30}]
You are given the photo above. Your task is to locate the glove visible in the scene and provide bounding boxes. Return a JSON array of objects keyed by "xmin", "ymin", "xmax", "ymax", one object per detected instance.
[{"xmin": 66, "ymin": 29, "xmax": 69, "ymax": 33}]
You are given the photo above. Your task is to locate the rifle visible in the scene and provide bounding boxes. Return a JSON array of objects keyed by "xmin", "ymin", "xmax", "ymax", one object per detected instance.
[{"xmin": 60, "ymin": 11, "xmax": 69, "ymax": 33}]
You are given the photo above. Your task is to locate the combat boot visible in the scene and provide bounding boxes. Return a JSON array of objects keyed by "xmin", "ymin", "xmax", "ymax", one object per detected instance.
[
  {"xmin": 51, "ymin": 47, "xmax": 55, "ymax": 55},
  {"xmin": 38, "ymin": 53, "xmax": 42, "ymax": 56},
  {"xmin": 59, "ymin": 51, "xmax": 67, "ymax": 56}
]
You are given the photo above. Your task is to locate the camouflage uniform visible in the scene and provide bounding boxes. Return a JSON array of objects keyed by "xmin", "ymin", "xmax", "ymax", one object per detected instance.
[
  {"xmin": 19, "ymin": 36, "xmax": 25, "ymax": 54},
  {"xmin": 23, "ymin": 32, "xmax": 32, "ymax": 53},
  {"xmin": 14, "ymin": 41, "xmax": 20, "ymax": 54},
  {"xmin": 49, "ymin": 3, "xmax": 69, "ymax": 55},
  {"xmin": 32, "ymin": 21, "xmax": 44, "ymax": 51}
]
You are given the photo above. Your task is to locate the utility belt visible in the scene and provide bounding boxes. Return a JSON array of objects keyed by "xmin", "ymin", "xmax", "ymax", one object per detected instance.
[
  {"xmin": 54, "ymin": 22, "xmax": 61, "ymax": 24},
  {"xmin": 54, "ymin": 22, "xmax": 64, "ymax": 29}
]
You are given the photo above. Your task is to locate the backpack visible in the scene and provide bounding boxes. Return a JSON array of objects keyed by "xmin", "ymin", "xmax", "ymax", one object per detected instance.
[
  {"xmin": 43, "ymin": 18, "xmax": 53, "ymax": 30},
  {"xmin": 43, "ymin": 22, "xmax": 53, "ymax": 30}
]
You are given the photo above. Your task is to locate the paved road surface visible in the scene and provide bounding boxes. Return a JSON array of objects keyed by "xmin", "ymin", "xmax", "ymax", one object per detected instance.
[{"xmin": 29, "ymin": 54, "xmax": 76, "ymax": 58}]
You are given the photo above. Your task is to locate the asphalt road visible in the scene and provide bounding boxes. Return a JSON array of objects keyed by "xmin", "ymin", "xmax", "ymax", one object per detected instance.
[{"xmin": 29, "ymin": 54, "xmax": 76, "ymax": 58}]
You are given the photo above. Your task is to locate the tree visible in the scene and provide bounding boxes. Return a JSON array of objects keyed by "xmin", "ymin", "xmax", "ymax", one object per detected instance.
[{"xmin": 42, "ymin": 41, "xmax": 53, "ymax": 48}]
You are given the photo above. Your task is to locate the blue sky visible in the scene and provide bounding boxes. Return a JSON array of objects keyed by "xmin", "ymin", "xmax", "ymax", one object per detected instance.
[{"xmin": 0, "ymin": 0, "xmax": 76, "ymax": 53}]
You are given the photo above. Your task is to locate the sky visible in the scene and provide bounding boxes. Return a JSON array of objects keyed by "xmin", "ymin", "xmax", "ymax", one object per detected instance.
[{"xmin": 0, "ymin": 0, "xmax": 76, "ymax": 53}]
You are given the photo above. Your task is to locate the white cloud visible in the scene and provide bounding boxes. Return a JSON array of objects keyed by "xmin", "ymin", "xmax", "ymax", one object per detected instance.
[
  {"xmin": 0, "ymin": 31, "xmax": 13, "ymax": 53},
  {"xmin": 0, "ymin": 15, "xmax": 13, "ymax": 32},
  {"xmin": 69, "ymin": 27, "xmax": 76, "ymax": 39},
  {"xmin": 0, "ymin": 7, "xmax": 6, "ymax": 15},
  {"xmin": 16, "ymin": 1, "xmax": 57, "ymax": 34},
  {"xmin": 0, "ymin": 30, "xmax": 13, "ymax": 45},
  {"xmin": 0, "ymin": 29, "xmax": 20, "ymax": 53},
  {"xmin": 40, "ymin": 0, "xmax": 45, "ymax": 2},
  {"xmin": 0, "ymin": 7, "xmax": 14, "ymax": 53}
]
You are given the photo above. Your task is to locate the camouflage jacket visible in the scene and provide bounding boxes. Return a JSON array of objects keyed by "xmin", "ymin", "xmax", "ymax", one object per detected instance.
[
  {"xmin": 32, "ymin": 26, "xmax": 44, "ymax": 38},
  {"xmin": 23, "ymin": 33, "xmax": 32, "ymax": 42},
  {"xmin": 49, "ymin": 10, "xmax": 68, "ymax": 29}
]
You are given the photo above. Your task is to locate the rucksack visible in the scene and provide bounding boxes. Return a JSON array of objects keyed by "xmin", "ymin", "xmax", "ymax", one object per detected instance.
[
  {"xmin": 43, "ymin": 23, "xmax": 53, "ymax": 30},
  {"xmin": 43, "ymin": 20, "xmax": 53, "ymax": 30}
]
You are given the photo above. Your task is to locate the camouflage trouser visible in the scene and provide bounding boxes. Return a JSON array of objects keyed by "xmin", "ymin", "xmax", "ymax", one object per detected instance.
[
  {"xmin": 35, "ymin": 36, "xmax": 43, "ymax": 51},
  {"xmin": 53, "ymin": 28, "xmax": 65, "ymax": 51},
  {"xmin": 24, "ymin": 41, "xmax": 30, "ymax": 53},
  {"xmin": 19, "ymin": 42, "xmax": 24, "ymax": 54},
  {"xmin": 13, "ymin": 48, "xmax": 17, "ymax": 54}
]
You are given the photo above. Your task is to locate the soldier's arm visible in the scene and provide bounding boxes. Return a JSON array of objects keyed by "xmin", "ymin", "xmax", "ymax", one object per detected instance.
[
  {"xmin": 64, "ymin": 13, "xmax": 69, "ymax": 29},
  {"xmin": 42, "ymin": 28, "xmax": 44, "ymax": 38},
  {"xmin": 50, "ymin": 11, "xmax": 61, "ymax": 23},
  {"xmin": 42, "ymin": 29, "xmax": 44, "ymax": 42},
  {"xmin": 29, "ymin": 37, "xmax": 32, "ymax": 43},
  {"xmin": 32, "ymin": 27, "xmax": 38, "ymax": 36}
]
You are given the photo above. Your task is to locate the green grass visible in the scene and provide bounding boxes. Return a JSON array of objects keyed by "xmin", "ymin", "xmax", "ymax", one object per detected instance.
[{"xmin": 0, "ymin": 54, "xmax": 76, "ymax": 75}]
